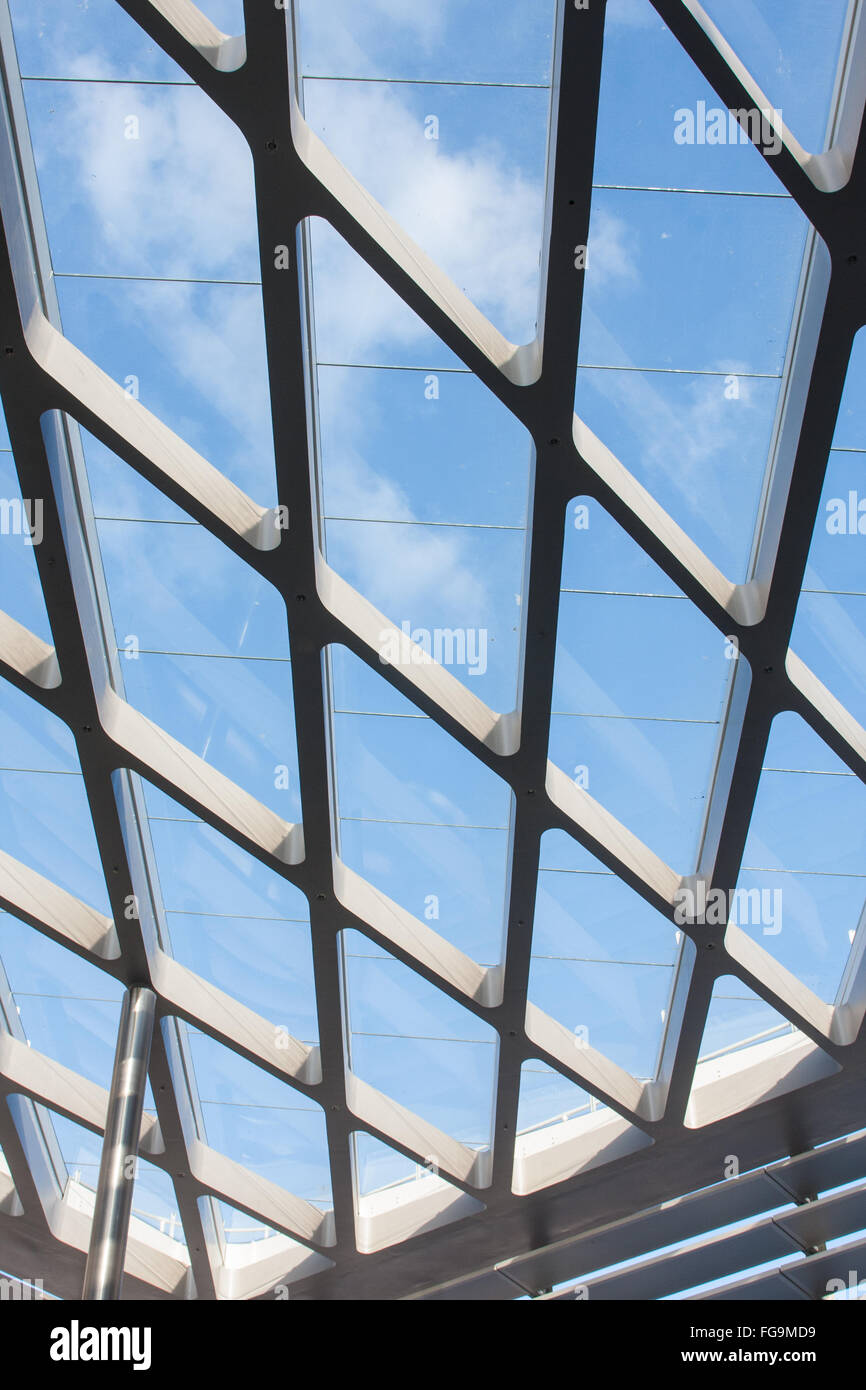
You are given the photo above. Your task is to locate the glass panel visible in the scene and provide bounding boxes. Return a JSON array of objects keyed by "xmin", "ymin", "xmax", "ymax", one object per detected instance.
[
  {"xmin": 697, "ymin": 977, "xmax": 798, "ymax": 1060},
  {"xmin": 139, "ymin": 776, "xmax": 317, "ymax": 1044},
  {"xmin": 790, "ymin": 332, "xmax": 866, "ymax": 730},
  {"xmin": 57, "ymin": 282, "xmax": 275, "ymax": 505},
  {"xmin": 297, "ymin": 0, "xmax": 557, "ymax": 87},
  {"xmin": 516, "ymin": 1059, "xmax": 592, "ymax": 1135},
  {"xmin": 600, "ymin": 0, "xmax": 782, "ymax": 194},
  {"xmin": 21, "ymin": 74, "xmax": 271, "ymax": 497},
  {"xmin": 312, "ymin": 226, "xmax": 531, "ymax": 712},
  {"xmin": 699, "ymin": 0, "xmax": 850, "ymax": 153},
  {"xmin": 0, "ymin": 915, "xmax": 120, "ymax": 1087},
  {"xmin": 549, "ymin": 499, "xmax": 738, "ymax": 871},
  {"xmin": 181, "ymin": 1024, "xmax": 332, "ymax": 1210},
  {"xmin": 317, "ymin": 366, "xmax": 529, "ymax": 530},
  {"xmin": 9, "ymin": 0, "xmax": 189, "ymax": 81},
  {"xmin": 529, "ymin": 830, "xmax": 678, "ymax": 1080},
  {"xmin": 0, "ymin": 676, "xmax": 108, "ymax": 910},
  {"xmin": 301, "ymin": 81, "xmax": 549, "ymax": 344},
  {"xmin": 24, "ymin": 81, "xmax": 258, "ymax": 278},
  {"xmin": 352, "ymin": 1130, "xmax": 416, "ymax": 1197},
  {"xmin": 581, "ymin": 0, "xmax": 813, "ymax": 581},
  {"xmin": 332, "ymin": 647, "xmax": 512, "ymax": 965},
  {"xmin": 125, "ymin": 1157, "xmax": 185, "ymax": 1249},
  {"xmin": 89, "ymin": 455, "xmax": 299, "ymax": 820},
  {"xmin": 576, "ymin": 364, "xmax": 782, "ymax": 583},
  {"xmin": 580, "ymin": 187, "xmax": 806, "ymax": 380},
  {"xmin": 342, "ymin": 928, "xmax": 498, "ymax": 1149},
  {"xmin": 218, "ymin": 1200, "xmax": 296, "ymax": 1247},
  {"xmin": 736, "ymin": 714, "xmax": 865, "ymax": 1005}
]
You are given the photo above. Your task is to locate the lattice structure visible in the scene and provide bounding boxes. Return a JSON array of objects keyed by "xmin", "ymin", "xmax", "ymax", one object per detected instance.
[{"xmin": 0, "ymin": 0, "xmax": 864, "ymax": 1301}]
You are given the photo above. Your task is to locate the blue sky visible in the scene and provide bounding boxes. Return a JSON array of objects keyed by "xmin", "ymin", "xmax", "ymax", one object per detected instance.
[{"xmin": 0, "ymin": 0, "xmax": 863, "ymax": 1257}]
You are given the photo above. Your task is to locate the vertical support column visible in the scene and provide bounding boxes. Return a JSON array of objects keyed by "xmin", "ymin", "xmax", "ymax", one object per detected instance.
[{"xmin": 82, "ymin": 985, "xmax": 156, "ymax": 1301}]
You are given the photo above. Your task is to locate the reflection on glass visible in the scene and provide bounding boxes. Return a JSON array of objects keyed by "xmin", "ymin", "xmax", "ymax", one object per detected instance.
[
  {"xmin": 332, "ymin": 647, "xmax": 512, "ymax": 964},
  {"xmin": 735, "ymin": 714, "xmax": 865, "ymax": 1004},
  {"xmin": 549, "ymin": 498, "xmax": 735, "ymax": 871},
  {"xmin": 529, "ymin": 830, "xmax": 678, "ymax": 1080},
  {"xmin": 576, "ymin": 366, "xmax": 780, "ymax": 582},
  {"xmin": 342, "ymin": 929, "xmax": 498, "ymax": 1149}
]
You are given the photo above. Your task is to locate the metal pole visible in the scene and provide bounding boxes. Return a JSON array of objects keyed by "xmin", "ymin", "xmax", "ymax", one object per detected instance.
[{"xmin": 82, "ymin": 985, "xmax": 156, "ymax": 1300}]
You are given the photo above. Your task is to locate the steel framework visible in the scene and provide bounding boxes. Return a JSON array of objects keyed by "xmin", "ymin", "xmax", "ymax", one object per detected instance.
[{"xmin": 0, "ymin": 0, "xmax": 864, "ymax": 1300}]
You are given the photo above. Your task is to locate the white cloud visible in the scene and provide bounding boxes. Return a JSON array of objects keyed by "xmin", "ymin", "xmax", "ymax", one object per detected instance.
[
  {"xmin": 305, "ymin": 79, "xmax": 544, "ymax": 349},
  {"xmin": 298, "ymin": 0, "xmax": 449, "ymax": 76},
  {"xmin": 48, "ymin": 63, "xmax": 543, "ymax": 673}
]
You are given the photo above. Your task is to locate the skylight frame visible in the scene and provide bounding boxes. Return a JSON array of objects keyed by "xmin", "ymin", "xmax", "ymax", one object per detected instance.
[{"xmin": 0, "ymin": 0, "xmax": 862, "ymax": 1300}]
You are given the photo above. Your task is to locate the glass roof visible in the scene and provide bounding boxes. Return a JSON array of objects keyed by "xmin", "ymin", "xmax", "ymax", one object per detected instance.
[{"xmin": 0, "ymin": 0, "xmax": 862, "ymax": 1304}]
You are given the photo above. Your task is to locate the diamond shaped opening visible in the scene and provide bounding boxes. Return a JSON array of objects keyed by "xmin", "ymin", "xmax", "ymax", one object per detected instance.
[
  {"xmin": 549, "ymin": 498, "xmax": 742, "ymax": 871},
  {"xmin": 134, "ymin": 773, "xmax": 317, "ymax": 1044},
  {"xmin": 0, "ymin": 1140, "xmax": 22, "ymax": 1220},
  {"xmin": 172, "ymin": 1021, "xmax": 332, "ymax": 1217},
  {"xmin": 80, "ymin": 446, "xmax": 301, "ymax": 821},
  {"xmin": 331, "ymin": 647, "xmax": 512, "ymax": 965},
  {"xmin": 341, "ymin": 929, "xmax": 498, "ymax": 1160},
  {"xmin": 311, "ymin": 223, "xmax": 532, "ymax": 713},
  {"xmin": 527, "ymin": 830, "xmax": 679, "ymax": 1082},
  {"xmin": 28, "ymin": 1108, "xmax": 188, "ymax": 1293}
]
